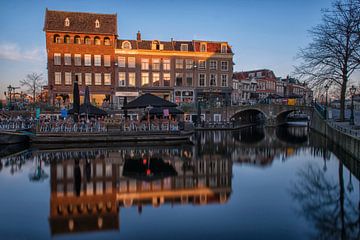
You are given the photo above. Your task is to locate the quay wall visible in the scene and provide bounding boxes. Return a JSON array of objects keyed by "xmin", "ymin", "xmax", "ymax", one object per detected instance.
[{"xmin": 310, "ymin": 110, "xmax": 360, "ymax": 160}]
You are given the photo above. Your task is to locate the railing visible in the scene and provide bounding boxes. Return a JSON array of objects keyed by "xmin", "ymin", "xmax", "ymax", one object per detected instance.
[
  {"xmin": 327, "ymin": 121, "xmax": 360, "ymax": 139},
  {"xmin": 38, "ymin": 122, "xmax": 107, "ymax": 133},
  {"xmin": 0, "ymin": 121, "xmax": 34, "ymax": 131},
  {"xmin": 197, "ymin": 121, "xmax": 235, "ymax": 129},
  {"xmin": 314, "ymin": 102, "xmax": 326, "ymax": 119},
  {"xmin": 121, "ymin": 121, "xmax": 179, "ymax": 132}
]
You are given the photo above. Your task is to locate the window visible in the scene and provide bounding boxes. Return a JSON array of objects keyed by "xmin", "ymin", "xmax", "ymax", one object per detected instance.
[
  {"xmin": 221, "ymin": 61, "xmax": 228, "ymax": 71},
  {"xmin": 128, "ymin": 57, "xmax": 135, "ymax": 68},
  {"xmin": 65, "ymin": 72, "xmax": 72, "ymax": 85},
  {"xmin": 153, "ymin": 73, "xmax": 160, "ymax": 86},
  {"xmin": 74, "ymin": 54, "xmax": 81, "ymax": 66},
  {"xmin": 54, "ymin": 53, "xmax": 61, "ymax": 65},
  {"xmin": 210, "ymin": 74, "xmax": 217, "ymax": 86},
  {"xmin": 185, "ymin": 59, "xmax": 193, "ymax": 69},
  {"xmin": 104, "ymin": 73, "xmax": 111, "ymax": 85},
  {"xmin": 186, "ymin": 73, "xmax": 193, "ymax": 86},
  {"xmin": 199, "ymin": 60, "xmax": 206, "ymax": 70},
  {"xmin": 141, "ymin": 59, "xmax": 149, "ymax": 70},
  {"xmin": 163, "ymin": 59, "xmax": 170, "ymax": 71},
  {"xmin": 55, "ymin": 72, "xmax": 61, "ymax": 85},
  {"xmin": 85, "ymin": 73, "xmax": 92, "ymax": 85},
  {"xmin": 94, "ymin": 55, "xmax": 101, "ymax": 66},
  {"xmin": 200, "ymin": 43, "xmax": 207, "ymax": 52},
  {"xmin": 64, "ymin": 35, "xmax": 70, "ymax": 44},
  {"xmin": 128, "ymin": 72, "xmax": 136, "ymax": 86},
  {"xmin": 104, "ymin": 55, "xmax": 111, "ymax": 67},
  {"xmin": 118, "ymin": 56, "xmax": 126, "ymax": 67},
  {"xmin": 122, "ymin": 41, "xmax": 132, "ymax": 49},
  {"xmin": 199, "ymin": 73, "xmax": 206, "ymax": 87},
  {"xmin": 54, "ymin": 34, "xmax": 60, "ymax": 43},
  {"xmin": 175, "ymin": 73, "xmax": 183, "ymax": 87},
  {"xmin": 176, "ymin": 59, "xmax": 183, "ymax": 69},
  {"xmin": 95, "ymin": 73, "xmax": 102, "ymax": 85},
  {"xmin": 104, "ymin": 37, "xmax": 110, "ymax": 46},
  {"xmin": 163, "ymin": 73, "xmax": 170, "ymax": 87},
  {"xmin": 210, "ymin": 60, "xmax": 217, "ymax": 70},
  {"xmin": 152, "ymin": 40, "xmax": 161, "ymax": 50},
  {"xmin": 75, "ymin": 73, "xmax": 82, "ymax": 85},
  {"xmin": 118, "ymin": 72, "xmax": 126, "ymax": 86},
  {"xmin": 74, "ymin": 35, "xmax": 81, "ymax": 44},
  {"xmin": 152, "ymin": 58, "xmax": 160, "ymax": 71},
  {"xmin": 84, "ymin": 54, "xmax": 91, "ymax": 66},
  {"xmin": 84, "ymin": 36, "xmax": 91, "ymax": 45},
  {"xmin": 95, "ymin": 19, "xmax": 100, "ymax": 28},
  {"xmin": 65, "ymin": 18, "xmax": 70, "ymax": 27},
  {"xmin": 64, "ymin": 54, "xmax": 71, "ymax": 66},
  {"xmin": 221, "ymin": 44, "xmax": 227, "ymax": 53},
  {"xmin": 221, "ymin": 74, "xmax": 228, "ymax": 87},
  {"xmin": 181, "ymin": 44, "xmax": 188, "ymax": 51},
  {"xmin": 141, "ymin": 72, "xmax": 149, "ymax": 86},
  {"xmin": 94, "ymin": 37, "xmax": 101, "ymax": 45}
]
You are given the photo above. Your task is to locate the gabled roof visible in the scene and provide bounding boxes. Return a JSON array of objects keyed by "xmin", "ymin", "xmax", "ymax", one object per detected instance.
[
  {"xmin": 233, "ymin": 69, "xmax": 276, "ymax": 81},
  {"xmin": 44, "ymin": 9, "xmax": 117, "ymax": 35}
]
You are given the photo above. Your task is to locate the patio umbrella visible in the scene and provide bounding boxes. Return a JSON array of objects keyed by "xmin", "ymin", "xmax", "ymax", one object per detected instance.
[
  {"xmin": 123, "ymin": 93, "xmax": 177, "ymax": 109},
  {"xmin": 73, "ymin": 77, "xmax": 80, "ymax": 122}
]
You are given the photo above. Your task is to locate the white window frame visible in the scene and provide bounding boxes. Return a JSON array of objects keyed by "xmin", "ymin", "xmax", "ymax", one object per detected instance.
[
  {"xmin": 199, "ymin": 73, "xmax": 206, "ymax": 87},
  {"xmin": 74, "ymin": 54, "xmax": 81, "ymax": 66},
  {"xmin": 200, "ymin": 43, "xmax": 207, "ymax": 52},
  {"xmin": 75, "ymin": 73, "xmax": 82, "ymax": 85},
  {"xmin": 94, "ymin": 55, "xmax": 101, "ymax": 67},
  {"xmin": 221, "ymin": 61, "xmax": 228, "ymax": 71},
  {"xmin": 65, "ymin": 72, "xmax": 72, "ymax": 85},
  {"xmin": 95, "ymin": 73, "xmax": 102, "ymax": 85},
  {"xmin": 163, "ymin": 73, "xmax": 170, "ymax": 86},
  {"xmin": 210, "ymin": 74, "xmax": 217, "ymax": 86},
  {"xmin": 163, "ymin": 59, "xmax": 170, "ymax": 71},
  {"xmin": 118, "ymin": 56, "xmax": 126, "ymax": 67},
  {"xmin": 141, "ymin": 59, "xmax": 149, "ymax": 70},
  {"xmin": 141, "ymin": 72, "xmax": 149, "ymax": 86},
  {"xmin": 180, "ymin": 44, "xmax": 188, "ymax": 51},
  {"xmin": 104, "ymin": 55, "xmax": 111, "ymax": 67},
  {"xmin": 84, "ymin": 54, "xmax": 91, "ymax": 66},
  {"xmin": 118, "ymin": 72, "xmax": 126, "ymax": 87},
  {"xmin": 176, "ymin": 59, "xmax": 183, "ymax": 69},
  {"xmin": 128, "ymin": 72, "xmax": 136, "ymax": 86},
  {"xmin": 209, "ymin": 60, "xmax": 217, "ymax": 70},
  {"xmin": 54, "ymin": 53, "xmax": 61, "ymax": 65},
  {"xmin": 55, "ymin": 72, "xmax": 61, "ymax": 85},
  {"xmin": 185, "ymin": 59, "xmax": 193, "ymax": 69},
  {"xmin": 152, "ymin": 58, "xmax": 160, "ymax": 71},
  {"xmin": 152, "ymin": 72, "xmax": 160, "ymax": 86},
  {"xmin": 104, "ymin": 73, "xmax": 111, "ymax": 85},
  {"xmin": 128, "ymin": 57, "xmax": 135, "ymax": 68},
  {"xmin": 64, "ymin": 53, "xmax": 71, "ymax": 66},
  {"xmin": 85, "ymin": 73, "xmax": 92, "ymax": 85},
  {"xmin": 221, "ymin": 74, "xmax": 228, "ymax": 87},
  {"xmin": 221, "ymin": 44, "xmax": 227, "ymax": 53}
]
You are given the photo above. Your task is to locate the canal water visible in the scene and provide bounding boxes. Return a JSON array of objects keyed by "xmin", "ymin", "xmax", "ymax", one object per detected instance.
[{"xmin": 0, "ymin": 126, "xmax": 359, "ymax": 240}]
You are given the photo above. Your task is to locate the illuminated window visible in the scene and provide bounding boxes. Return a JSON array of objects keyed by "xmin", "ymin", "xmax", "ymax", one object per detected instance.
[
  {"xmin": 119, "ymin": 72, "xmax": 126, "ymax": 86},
  {"xmin": 118, "ymin": 56, "xmax": 126, "ymax": 67},
  {"xmin": 153, "ymin": 72, "xmax": 160, "ymax": 86},
  {"xmin": 95, "ymin": 73, "xmax": 102, "ymax": 85},
  {"xmin": 104, "ymin": 73, "xmax": 111, "ymax": 85},
  {"xmin": 141, "ymin": 72, "xmax": 149, "ymax": 86},
  {"xmin": 104, "ymin": 37, "xmax": 111, "ymax": 46},
  {"xmin": 75, "ymin": 73, "xmax": 82, "ymax": 85},
  {"xmin": 128, "ymin": 72, "xmax": 136, "ymax": 86},
  {"xmin": 128, "ymin": 57, "xmax": 135, "ymax": 68},
  {"xmin": 64, "ymin": 54, "xmax": 71, "ymax": 66},
  {"xmin": 152, "ymin": 58, "xmax": 160, "ymax": 71},
  {"xmin": 141, "ymin": 59, "xmax": 149, "ymax": 70},
  {"xmin": 65, "ymin": 72, "xmax": 72, "ymax": 85},
  {"xmin": 94, "ymin": 37, "xmax": 101, "ymax": 45},
  {"xmin": 163, "ymin": 73, "xmax": 170, "ymax": 86},
  {"xmin": 163, "ymin": 59, "xmax": 170, "ymax": 71},
  {"xmin": 176, "ymin": 59, "xmax": 183, "ymax": 69},
  {"xmin": 55, "ymin": 72, "xmax": 61, "ymax": 85},
  {"xmin": 84, "ymin": 54, "xmax": 91, "ymax": 66},
  {"xmin": 54, "ymin": 53, "xmax": 61, "ymax": 65}
]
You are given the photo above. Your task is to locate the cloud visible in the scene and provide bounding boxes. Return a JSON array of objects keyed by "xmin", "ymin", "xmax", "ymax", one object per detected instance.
[{"xmin": 0, "ymin": 43, "xmax": 45, "ymax": 62}]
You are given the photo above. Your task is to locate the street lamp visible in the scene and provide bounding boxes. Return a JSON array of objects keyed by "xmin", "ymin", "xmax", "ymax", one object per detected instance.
[{"xmin": 350, "ymin": 85, "xmax": 356, "ymax": 125}]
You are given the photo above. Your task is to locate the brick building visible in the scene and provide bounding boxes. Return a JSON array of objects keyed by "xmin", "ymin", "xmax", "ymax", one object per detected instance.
[{"xmin": 44, "ymin": 9, "xmax": 234, "ymax": 108}]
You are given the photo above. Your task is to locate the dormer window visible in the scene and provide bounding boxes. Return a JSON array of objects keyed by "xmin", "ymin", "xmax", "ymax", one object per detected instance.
[
  {"xmin": 65, "ymin": 18, "xmax": 70, "ymax": 27},
  {"xmin": 152, "ymin": 40, "xmax": 161, "ymax": 50},
  {"xmin": 221, "ymin": 44, "xmax": 227, "ymax": 53},
  {"xmin": 180, "ymin": 44, "xmax": 188, "ymax": 51},
  {"xmin": 122, "ymin": 41, "xmax": 132, "ymax": 49},
  {"xmin": 95, "ymin": 19, "xmax": 100, "ymax": 28},
  {"xmin": 200, "ymin": 43, "xmax": 207, "ymax": 52}
]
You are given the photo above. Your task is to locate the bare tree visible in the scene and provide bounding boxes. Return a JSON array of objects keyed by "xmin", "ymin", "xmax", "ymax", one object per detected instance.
[
  {"xmin": 294, "ymin": 0, "xmax": 360, "ymax": 121},
  {"xmin": 20, "ymin": 73, "xmax": 45, "ymax": 104}
]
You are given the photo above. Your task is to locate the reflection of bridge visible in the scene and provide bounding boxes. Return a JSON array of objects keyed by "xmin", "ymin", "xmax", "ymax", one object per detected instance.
[{"xmin": 227, "ymin": 104, "xmax": 313, "ymax": 126}]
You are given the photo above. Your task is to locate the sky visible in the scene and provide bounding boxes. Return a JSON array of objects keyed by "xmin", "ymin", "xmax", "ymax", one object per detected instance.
[{"xmin": 0, "ymin": 0, "xmax": 336, "ymax": 99}]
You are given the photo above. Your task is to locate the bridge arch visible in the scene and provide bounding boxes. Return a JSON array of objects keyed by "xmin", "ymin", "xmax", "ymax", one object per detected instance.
[
  {"xmin": 275, "ymin": 109, "xmax": 311, "ymax": 125},
  {"xmin": 231, "ymin": 108, "xmax": 267, "ymax": 125}
]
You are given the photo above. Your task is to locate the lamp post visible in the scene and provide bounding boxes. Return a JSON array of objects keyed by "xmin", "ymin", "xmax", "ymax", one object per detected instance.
[
  {"xmin": 350, "ymin": 85, "xmax": 356, "ymax": 125},
  {"xmin": 325, "ymin": 84, "xmax": 329, "ymax": 119}
]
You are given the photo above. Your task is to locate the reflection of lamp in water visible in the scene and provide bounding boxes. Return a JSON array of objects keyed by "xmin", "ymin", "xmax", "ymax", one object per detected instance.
[{"xmin": 347, "ymin": 171, "xmax": 354, "ymax": 193}]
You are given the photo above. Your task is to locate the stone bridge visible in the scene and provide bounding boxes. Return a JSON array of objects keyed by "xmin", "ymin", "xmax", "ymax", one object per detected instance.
[{"xmin": 225, "ymin": 104, "xmax": 313, "ymax": 127}]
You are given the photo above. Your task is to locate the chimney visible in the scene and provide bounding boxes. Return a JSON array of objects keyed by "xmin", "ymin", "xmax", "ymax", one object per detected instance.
[{"xmin": 137, "ymin": 31, "xmax": 141, "ymax": 41}]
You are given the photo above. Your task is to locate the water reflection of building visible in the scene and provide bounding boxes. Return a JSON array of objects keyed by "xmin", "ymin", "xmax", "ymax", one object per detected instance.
[{"xmin": 48, "ymin": 146, "xmax": 232, "ymax": 235}]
